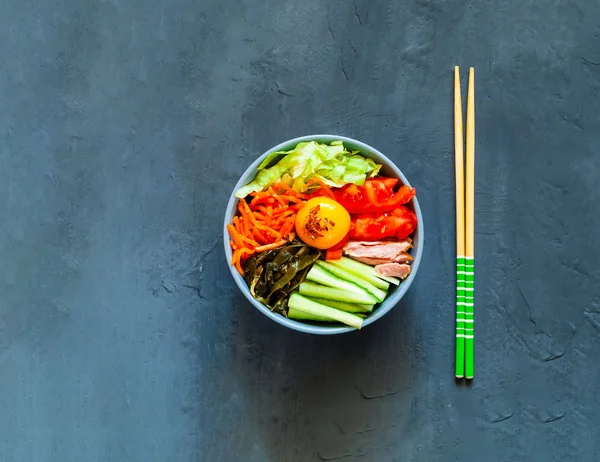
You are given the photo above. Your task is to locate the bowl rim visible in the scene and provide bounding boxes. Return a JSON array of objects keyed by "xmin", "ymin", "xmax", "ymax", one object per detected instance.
[{"xmin": 223, "ymin": 134, "xmax": 424, "ymax": 335}]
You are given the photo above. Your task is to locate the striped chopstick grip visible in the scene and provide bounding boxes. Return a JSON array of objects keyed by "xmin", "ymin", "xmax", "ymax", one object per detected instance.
[
  {"xmin": 463, "ymin": 257, "xmax": 474, "ymax": 378},
  {"xmin": 455, "ymin": 257, "xmax": 466, "ymax": 377}
]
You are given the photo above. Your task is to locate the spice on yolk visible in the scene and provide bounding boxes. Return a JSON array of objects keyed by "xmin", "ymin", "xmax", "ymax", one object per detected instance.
[{"xmin": 295, "ymin": 197, "xmax": 351, "ymax": 249}]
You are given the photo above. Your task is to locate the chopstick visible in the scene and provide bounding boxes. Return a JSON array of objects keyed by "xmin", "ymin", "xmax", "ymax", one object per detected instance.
[
  {"xmin": 454, "ymin": 67, "xmax": 475, "ymax": 380},
  {"xmin": 464, "ymin": 67, "xmax": 475, "ymax": 379},
  {"xmin": 454, "ymin": 66, "xmax": 466, "ymax": 379}
]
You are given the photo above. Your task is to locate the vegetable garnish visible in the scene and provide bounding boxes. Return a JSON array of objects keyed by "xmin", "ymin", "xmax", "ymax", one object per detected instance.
[
  {"xmin": 349, "ymin": 207, "xmax": 418, "ymax": 241},
  {"xmin": 228, "ymin": 184, "xmax": 308, "ymax": 275},
  {"xmin": 324, "ymin": 233, "xmax": 349, "ymax": 261},
  {"xmin": 333, "ymin": 178, "xmax": 416, "ymax": 214},
  {"xmin": 242, "ymin": 240, "xmax": 321, "ymax": 314},
  {"xmin": 234, "ymin": 141, "xmax": 381, "ymax": 199}
]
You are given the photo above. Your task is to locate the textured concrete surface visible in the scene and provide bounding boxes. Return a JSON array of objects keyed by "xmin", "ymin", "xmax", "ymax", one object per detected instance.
[{"xmin": 1, "ymin": 0, "xmax": 600, "ymax": 461}]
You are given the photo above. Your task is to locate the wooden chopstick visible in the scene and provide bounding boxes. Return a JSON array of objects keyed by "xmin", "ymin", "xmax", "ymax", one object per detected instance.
[
  {"xmin": 454, "ymin": 66, "xmax": 466, "ymax": 379},
  {"xmin": 454, "ymin": 67, "xmax": 475, "ymax": 380},
  {"xmin": 464, "ymin": 67, "xmax": 475, "ymax": 379}
]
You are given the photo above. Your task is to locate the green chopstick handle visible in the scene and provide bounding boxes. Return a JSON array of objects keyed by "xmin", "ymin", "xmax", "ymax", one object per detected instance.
[
  {"xmin": 455, "ymin": 257, "xmax": 466, "ymax": 378},
  {"xmin": 464, "ymin": 257, "xmax": 475, "ymax": 379}
]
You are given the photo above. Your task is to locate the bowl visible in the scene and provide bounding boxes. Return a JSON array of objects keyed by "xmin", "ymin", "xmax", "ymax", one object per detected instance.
[{"xmin": 223, "ymin": 135, "xmax": 424, "ymax": 335}]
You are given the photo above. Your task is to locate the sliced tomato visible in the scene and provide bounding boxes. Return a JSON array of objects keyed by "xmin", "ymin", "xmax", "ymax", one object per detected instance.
[
  {"xmin": 335, "ymin": 184, "xmax": 367, "ymax": 209},
  {"xmin": 330, "ymin": 233, "xmax": 349, "ymax": 250},
  {"xmin": 325, "ymin": 233, "xmax": 349, "ymax": 260},
  {"xmin": 325, "ymin": 248, "xmax": 344, "ymax": 261},
  {"xmin": 389, "ymin": 185, "xmax": 416, "ymax": 206},
  {"xmin": 381, "ymin": 177, "xmax": 399, "ymax": 189},
  {"xmin": 334, "ymin": 178, "xmax": 416, "ymax": 213},
  {"xmin": 349, "ymin": 206, "xmax": 417, "ymax": 241},
  {"xmin": 361, "ymin": 185, "xmax": 416, "ymax": 213}
]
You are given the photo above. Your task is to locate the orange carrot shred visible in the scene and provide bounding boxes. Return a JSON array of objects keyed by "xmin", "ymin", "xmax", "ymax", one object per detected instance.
[
  {"xmin": 254, "ymin": 239, "xmax": 287, "ymax": 252},
  {"xmin": 229, "ymin": 186, "xmax": 313, "ymax": 273},
  {"xmin": 227, "ymin": 224, "xmax": 245, "ymax": 248}
]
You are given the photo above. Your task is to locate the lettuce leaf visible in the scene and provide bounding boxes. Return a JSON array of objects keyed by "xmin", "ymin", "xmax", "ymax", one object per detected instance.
[
  {"xmin": 235, "ymin": 141, "xmax": 381, "ymax": 198},
  {"xmin": 315, "ymin": 155, "xmax": 381, "ymax": 187}
]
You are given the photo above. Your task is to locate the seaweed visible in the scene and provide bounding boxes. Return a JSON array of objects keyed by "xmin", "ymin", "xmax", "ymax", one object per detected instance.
[{"xmin": 242, "ymin": 239, "xmax": 322, "ymax": 314}]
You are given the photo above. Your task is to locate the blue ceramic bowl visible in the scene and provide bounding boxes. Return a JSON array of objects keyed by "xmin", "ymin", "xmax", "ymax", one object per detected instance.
[{"xmin": 223, "ymin": 135, "xmax": 424, "ymax": 335}]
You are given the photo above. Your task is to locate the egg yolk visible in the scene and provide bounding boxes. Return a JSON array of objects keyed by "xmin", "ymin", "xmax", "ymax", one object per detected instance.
[{"xmin": 295, "ymin": 197, "xmax": 351, "ymax": 249}]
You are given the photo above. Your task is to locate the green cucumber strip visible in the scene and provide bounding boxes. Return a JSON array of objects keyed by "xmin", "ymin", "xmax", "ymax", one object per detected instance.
[
  {"xmin": 316, "ymin": 261, "xmax": 387, "ymax": 302},
  {"xmin": 330, "ymin": 257, "xmax": 400, "ymax": 288},
  {"xmin": 299, "ymin": 281, "xmax": 377, "ymax": 304},
  {"xmin": 309, "ymin": 297, "xmax": 373, "ymax": 313},
  {"xmin": 328, "ymin": 257, "xmax": 391, "ymax": 289},
  {"xmin": 288, "ymin": 306, "xmax": 332, "ymax": 322},
  {"xmin": 306, "ymin": 265, "xmax": 371, "ymax": 298},
  {"xmin": 377, "ymin": 274, "xmax": 401, "ymax": 286},
  {"xmin": 288, "ymin": 292, "xmax": 363, "ymax": 329}
]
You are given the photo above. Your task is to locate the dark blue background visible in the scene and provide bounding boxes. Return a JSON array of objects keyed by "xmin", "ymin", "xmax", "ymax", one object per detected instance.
[{"xmin": 1, "ymin": 1, "xmax": 599, "ymax": 461}]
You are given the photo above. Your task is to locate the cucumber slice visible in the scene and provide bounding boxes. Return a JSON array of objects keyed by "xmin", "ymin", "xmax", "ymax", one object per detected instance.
[
  {"xmin": 377, "ymin": 274, "xmax": 401, "ymax": 286},
  {"xmin": 288, "ymin": 292, "xmax": 363, "ymax": 329},
  {"xmin": 316, "ymin": 261, "xmax": 387, "ymax": 302},
  {"xmin": 330, "ymin": 257, "xmax": 400, "ymax": 288},
  {"xmin": 306, "ymin": 265, "xmax": 370, "ymax": 298},
  {"xmin": 287, "ymin": 308, "xmax": 331, "ymax": 322},
  {"xmin": 309, "ymin": 297, "xmax": 374, "ymax": 313},
  {"xmin": 299, "ymin": 281, "xmax": 378, "ymax": 304}
]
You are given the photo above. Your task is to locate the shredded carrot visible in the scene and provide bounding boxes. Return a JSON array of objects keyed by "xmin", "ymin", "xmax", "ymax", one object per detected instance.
[
  {"xmin": 254, "ymin": 222, "xmax": 282, "ymax": 239},
  {"xmin": 254, "ymin": 239, "xmax": 287, "ymax": 253},
  {"xmin": 250, "ymin": 195, "xmax": 277, "ymax": 207},
  {"xmin": 232, "ymin": 248, "xmax": 255, "ymax": 275},
  {"xmin": 271, "ymin": 193, "xmax": 286, "ymax": 207},
  {"xmin": 280, "ymin": 210, "xmax": 296, "ymax": 218},
  {"xmin": 314, "ymin": 178, "xmax": 335, "ymax": 199},
  {"xmin": 273, "ymin": 181, "xmax": 308, "ymax": 198},
  {"xmin": 231, "ymin": 248, "xmax": 241, "ymax": 267},
  {"xmin": 227, "ymin": 185, "xmax": 311, "ymax": 274},
  {"xmin": 239, "ymin": 235, "xmax": 260, "ymax": 247},
  {"xmin": 278, "ymin": 195, "xmax": 305, "ymax": 203},
  {"xmin": 252, "ymin": 228, "xmax": 269, "ymax": 244},
  {"xmin": 237, "ymin": 200, "xmax": 253, "ymax": 224},
  {"xmin": 279, "ymin": 216, "xmax": 296, "ymax": 237},
  {"xmin": 228, "ymin": 224, "xmax": 245, "ymax": 248},
  {"xmin": 303, "ymin": 178, "xmax": 336, "ymax": 199},
  {"xmin": 290, "ymin": 202, "xmax": 306, "ymax": 211}
]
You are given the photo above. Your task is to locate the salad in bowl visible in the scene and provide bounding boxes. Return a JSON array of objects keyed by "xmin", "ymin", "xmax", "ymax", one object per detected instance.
[{"xmin": 223, "ymin": 135, "xmax": 423, "ymax": 334}]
